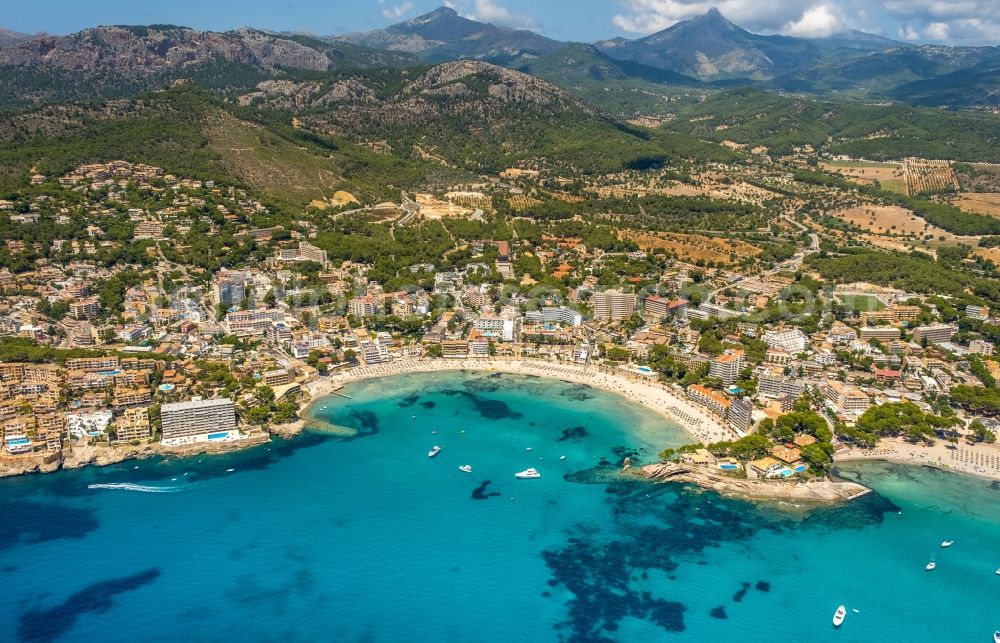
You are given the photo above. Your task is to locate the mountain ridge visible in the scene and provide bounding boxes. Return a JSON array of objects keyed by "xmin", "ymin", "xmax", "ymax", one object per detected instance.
[{"xmin": 333, "ymin": 6, "xmax": 561, "ymax": 64}]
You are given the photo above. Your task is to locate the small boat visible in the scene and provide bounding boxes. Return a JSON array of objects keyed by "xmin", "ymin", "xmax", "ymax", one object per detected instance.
[
  {"xmin": 852, "ymin": 609, "xmax": 860, "ymax": 614},
  {"xmin": 833, "ymin": 605, "xmax": 846, "ymax": 627},
  {"xmin": 226, "ymin": 468, "xmax": 235, "ymax": 472},
  {"xmin": 560, "ymin": 455, "xmax": 566, "ymax": 460},
  {"xmin": 428, "ymin": 446, "xmax": 441, "ymax": 458},
  {"xmin": 926, "ymin": 561, "xmax": 936, "ymax": 571},
  {"xmin": 994, "ymin": 631, "xmax": 1000, "ymax": 643},
  {"xmin": 515, "ymin": 468, "xmax": 541, "ymax": 479},
  {"xmin": 459, "ymin": 465, "xmax": 472, "ymax": 473},
  {"xmin": 941, "ymin": 540, "xmax": 954, "ymax": 548},
  {"xmin": 525, "ymin": 447, "xmax": 533, "ymax": 451},
  {"xmin": 995, "ymin": 568, "xmax": 1000, "ymax": 575}
]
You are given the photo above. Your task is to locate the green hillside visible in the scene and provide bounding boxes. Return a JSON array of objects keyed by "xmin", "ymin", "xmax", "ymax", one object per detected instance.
[{"xmin": 662, "ymin": 87, "xmax": 1000, "ymax": 160}]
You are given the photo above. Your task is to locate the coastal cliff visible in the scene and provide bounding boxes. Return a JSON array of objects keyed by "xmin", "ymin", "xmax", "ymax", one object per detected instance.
[
  {"xmin": 636, "ymin": 462, "xmax": 871, "ymax": 504},
  {"xmin": 0, "ymin": 433, "xmax": 270, "ymax": 478}
]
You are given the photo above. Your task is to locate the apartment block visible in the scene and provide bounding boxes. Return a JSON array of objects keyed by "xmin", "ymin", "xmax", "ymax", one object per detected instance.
[
  {"xmin": 858, "ymin": 326, "xmax": 901, "ymax": 342},
  {"xmin": 821, "ymin": 381, "xmax": 871, "ymax": 415},
  {"xmin": 66, "ymin": 356, "xmax": 120, "ymax": 373},
  {"xmin": 709, "ymin": 349, "xmax": 745, "ymax": 385},
  {"xmin": 757, "ymin": 373, "xmax": 804, "ymax": 399},
  {"xmin": 262, "ymin": 369, "xmax": 293, "ymax": 386},
  {"xmin": 115, "ymin": 407, "xmax": 151, "ymax": 442},
  {"xmin": 687, "ymin": 384, "xmax": 730, "ymax": 417},
  {"xmin": 912, "ymin": 324, "xmax": 958, "ymax": 345},
  {"xmin": 591, "ymin": 290, "xmax": 637, "ymax": 321},
  {"xmin": 762, "ymin": 328, "xmax": 808, "ymax": 353},
  {"xmin": 161, "ymin": 398, "xmax": 237, "ymax": 445}
]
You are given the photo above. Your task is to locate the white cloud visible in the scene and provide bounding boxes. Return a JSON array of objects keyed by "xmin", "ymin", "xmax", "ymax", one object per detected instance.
[
  {"xmin": 882, "ymin": 0, "xmax": 1000, "ymax": 43},
  {"xmin": 609, "ymin": 0, "xmax": 1000, "ymax": 44},
  {"xmin": 611, "ymin": 0, "xmax": 827, "ymax": 35},
  {"xmin": 924, "ymin": 21, "xmax": 951, "ymax": 39},
  {"xmin": 782, "ymin": 3, "xmax": 848, "ymax": 37},
  {"xmin": 465, "ymin": 0, "xmax": 540, "ymax": 30},
  {"xmin": 378, "ymin": 1, "xmax": 414, "ymax": 20}
]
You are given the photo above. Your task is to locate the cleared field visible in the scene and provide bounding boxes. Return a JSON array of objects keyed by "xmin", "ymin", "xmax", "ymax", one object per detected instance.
[
  {"xmin": 975, "ymin": 247, "xmax": 1000, "ymax": 263},
  {"xmin": 507, "ymin": 194, "xmax": 542, "ymax": 211},
  {"xmin": 952, "ymin": 192, "xmax": 1000, "ymax": 219},
  {"xmin": 820, "ymin": 160, "xmax": 906, "ymax": 194},
  {"xmin": 836, "ymin": 294, "xmax": 886, "ymax": 312},
  {"xmin": 444, "ymin": 191, "xmax": 490, "ymax": 210},
  {"xmin": 903, "ymin": 158, "xmax": 959, "ymax": 195},
  {"xmin": 414, "ymin": 193, "xmax": 474, "ymax": 218},
  {"xmin": 622, "ymin": 231, "xmax": 760, "ymax": 264},
  {"xmin": 832, "ymin": 205, "xmax": 951, "ymax": 237}
]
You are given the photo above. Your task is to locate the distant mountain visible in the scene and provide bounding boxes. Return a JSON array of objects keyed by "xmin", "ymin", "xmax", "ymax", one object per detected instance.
[
  {"xmin": 514, "ymin": 43, "xmax": 702, "ymax": 116},
  {"xmin": 596, "ymin": 9, "xmax": 822, "ymax": 80},
  {"xmin": 0, "ymin": 27, "xmax": 36, "ymax": 48},
  {"xmin": 0, "ymin": 25, "xmax": 416, "ymax": 109},
  {"xmin": 597, "ymin": 9, "xmax": 904, "ymax": 82},
  {"xmin": 0, "ymin": 25, "xmax": 412, "ymax": 74},
  {"xmin": 770, "ymin": 44, "xmax": 1000, "ymax": 95},
  {"xmin": 517, "ymin": 43, "xmax": 699, "ymax": 86},
  {"xmin": 812, "ymin": 30, "xmax": 901, "ymax": 51},
  {"xmin": 889, "ymin": 51, "xmax": 1000, "ymax": 107},
  {"xmin": 334, "ymin": 6, "xmax": 562, "ymax": 64}
]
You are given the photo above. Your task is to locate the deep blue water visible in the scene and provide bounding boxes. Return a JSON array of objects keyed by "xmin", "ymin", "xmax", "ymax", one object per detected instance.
[{"xmin": 0, "ymin": 371, "xmax": 998, "ymax": 642}]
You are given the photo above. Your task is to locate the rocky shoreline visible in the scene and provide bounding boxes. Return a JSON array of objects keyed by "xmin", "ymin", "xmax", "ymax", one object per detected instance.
[
  {"xmin": 0, "ymin": 433, "xmax": 270, "ymax": 478},
  {"xmin": 634, "ymin": 461, "xmax": 872, "ymax": 505}
]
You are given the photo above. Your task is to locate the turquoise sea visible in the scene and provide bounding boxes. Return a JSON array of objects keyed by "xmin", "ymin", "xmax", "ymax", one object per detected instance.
[{"xmin": 1, "ymin": 370, "xmax": 998, "ymax": 642}]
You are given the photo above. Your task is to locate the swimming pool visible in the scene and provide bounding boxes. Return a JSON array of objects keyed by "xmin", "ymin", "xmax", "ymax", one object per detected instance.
[
  {"xmin": 98, "ymin": 370, "xmax": 122, "ymax": 377},
  {"xmin": 6, "ymin": 438, "xmax": 30, "ymax": 446},
  {"xmin": 718, "ymin": 463, "xmax": 739, "ymax": 470},
  {"xmin": 207, "ymin": 432, "xmax": 230, "ymax": 441},
  {"xmin": 777, "ymin": 468, "xmax": 793, "ymax": 478},
  {"xmin": 793, "ymin": 464, "xmax": 807, "ymax": 473},
  {"xmin": 634, "ymin": 366, "xmax": 653, "ymax": 374},
  {"xmin": 159, "ymin": 383, "xmax": 175, "ymax": 392}
]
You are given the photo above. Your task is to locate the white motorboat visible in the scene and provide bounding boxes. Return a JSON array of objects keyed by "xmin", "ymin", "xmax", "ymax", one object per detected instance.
[
  {"xmin": 994, "ymin": 631, "xmax": 1000, "ymax": 643},
  {"xmin": 560, "ymin": 455, "xmax": 566, "ymax": 460},
  {"xmin": 515, "ymin": 468, "xmax": 541, "ymax": 479},
  {"xmin": 926, "ymin": 561, "xmax": 936, "ymax": 571},
  {"xmin": 995, "ymin": 568, "xmax": 1000, "ymax": 575},
  {"xmin": 525, "ymin": 447, "xmax": 533, "ymax": 451},
  {"xmin": 428, "ymin": 446, "xmax": 441, "ymax": 458},
  {"xmin": 941, "ymin": 540, "xmax": 954, "ymax": 548},
  {"xmin": 459, "ymin": 465, "xmax": 472, "ymax": 473},
  {"xmin": 833, "ymin": 605, "xmax": 846, "ymax": 627}
]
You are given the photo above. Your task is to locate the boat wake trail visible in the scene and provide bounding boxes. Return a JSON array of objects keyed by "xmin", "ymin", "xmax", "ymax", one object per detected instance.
[{"xmin": 87, "ymin": 482, "xmax": 183, "ymax": 493}]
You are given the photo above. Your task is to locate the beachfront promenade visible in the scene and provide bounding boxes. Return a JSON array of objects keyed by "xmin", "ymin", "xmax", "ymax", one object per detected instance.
[{"xmin": 313, "ymin": 358, "xmax": 739, "ymax": 446}]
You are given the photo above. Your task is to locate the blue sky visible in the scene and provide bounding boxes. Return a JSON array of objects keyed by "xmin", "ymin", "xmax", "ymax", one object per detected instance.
[{"xmin": 4, "ymin": 0, "xmax": 998, "ymax": 45}]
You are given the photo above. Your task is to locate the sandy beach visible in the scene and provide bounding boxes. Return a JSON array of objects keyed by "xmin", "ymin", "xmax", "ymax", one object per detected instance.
[
  {"xmin": 310, "ymin": 357, "xmax": 739, "ymax": 446},
  {"xmin": 838, "ymin": 437, "xmax": 1000, "ymax": 480},
  {"xmin": 309, "ymin": 357, "xmax": 1000, "ymax": 484}
]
